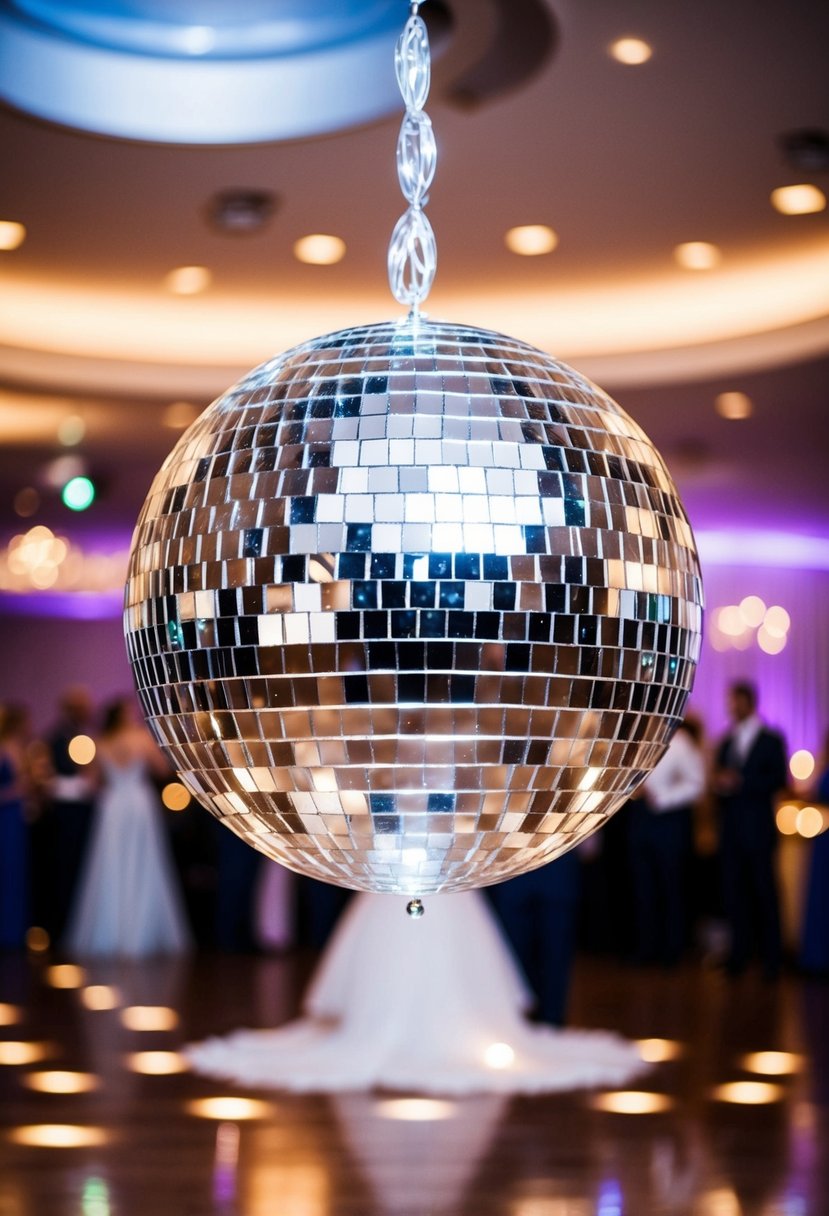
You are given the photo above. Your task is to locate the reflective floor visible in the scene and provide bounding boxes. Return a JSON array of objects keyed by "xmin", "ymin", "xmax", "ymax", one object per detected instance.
[{"xmin": 1, "ymin": 949, "xmax": 828, "ymax": 1216}]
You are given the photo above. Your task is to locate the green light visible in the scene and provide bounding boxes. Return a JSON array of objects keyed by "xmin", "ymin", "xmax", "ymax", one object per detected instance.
[{"xmin": 62, "ymin": 476, "xmax": 95, "ymax": 511}]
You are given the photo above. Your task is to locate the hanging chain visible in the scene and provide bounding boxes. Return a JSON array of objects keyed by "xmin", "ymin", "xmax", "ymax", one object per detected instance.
[{"xmin": 388, "ymin": 1, "xmax": 437, "ymax": 315}]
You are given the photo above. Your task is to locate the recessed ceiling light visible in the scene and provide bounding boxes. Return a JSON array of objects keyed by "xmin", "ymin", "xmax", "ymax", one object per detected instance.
[
  {"xmin": 126, "ymin": 1050, "xmax": 189, "ymax": 1075},
  {"xmin": 740, "ymin": 1051, "xmax": 802, "ymax": 1076},
  {"xmin": 770, "ymin": 183, "xmax": 826, "ymax": 215},
  {"xmin": 45, "ymin": 964, "xmax": 85, "ymax": 989},
  {"xmin": 163, "ymin": 401, "xmax": 199, "ymax": 429},
  {"xmin": 293, "ymin": 234, "xmax": 346, "ymax": 265},
  {"xmin": 715, "ymin": 391, "xmax": 753, "ymax": 419},
  {"xmin": 504, "ymin": 225, "xmax": 559, "ymax": 256},
  {"xmin": 164, "ymin": 265, "xmax": 212, "ymax": 294},
  {"xmin": 609, "ymin": 38, "xmax": 653, "ymax": 65},
  {"xmin": 57, "ymin": 414, "xmax": 86, "ymax": 446},
  {"xmin": 674, "ymin": 242, "xmax": 721, "ymax": 270},
  {"xmin": 0, "ymin": 220, "xmax": 26, "ymax": 250}
]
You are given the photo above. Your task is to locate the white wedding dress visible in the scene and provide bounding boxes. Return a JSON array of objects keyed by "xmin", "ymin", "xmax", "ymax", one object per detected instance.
[
  {"xmin": 64, "ymin": 757, "xmax": 191, "ymax": 958},
  {"xmin": 186, "ymin": 890, "xmax": 646, "ymax": 1094}
]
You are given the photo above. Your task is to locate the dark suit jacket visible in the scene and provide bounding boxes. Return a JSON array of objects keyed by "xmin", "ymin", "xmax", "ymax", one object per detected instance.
[{"xmin": 716, "ymin": 726, "xmax": 788, "ymax": 849}]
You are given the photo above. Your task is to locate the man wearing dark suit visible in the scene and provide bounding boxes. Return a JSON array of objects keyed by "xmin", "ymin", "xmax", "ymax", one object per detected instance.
[
  {"xmin": 491, "ymin": 849, "xmax": 580, "ymax": 1027},
  {"xmin": 714, "ymin": 680, "xmax": 788, "ymax": 978}
]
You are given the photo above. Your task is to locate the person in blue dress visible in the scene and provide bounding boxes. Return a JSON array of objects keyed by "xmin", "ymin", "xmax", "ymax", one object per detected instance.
[{"xmin": 0, "ymin": 703, "xmax": 32, "ymax": 950}]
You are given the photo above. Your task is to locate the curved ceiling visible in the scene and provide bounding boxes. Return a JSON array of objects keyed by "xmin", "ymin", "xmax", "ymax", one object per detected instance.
[{"xmin": 0, "ymin": 0, "xmax": 827, "ymax": 550}]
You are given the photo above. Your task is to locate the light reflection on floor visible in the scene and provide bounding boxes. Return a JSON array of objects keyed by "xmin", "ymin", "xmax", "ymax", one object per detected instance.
[{"xmin": 0, "ymin": 951, "xmax": 827, "ymax": 1216}]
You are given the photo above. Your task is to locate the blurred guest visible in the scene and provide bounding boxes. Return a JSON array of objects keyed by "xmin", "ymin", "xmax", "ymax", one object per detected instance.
[
  {"xmin": 43, "ymin": 686, "xmax": 97, "ymax": 939},
  {"xmin": 491, "ymin": 850, "xmax": 580, "ymax": 1027},
  {"xmin": 255, "ymin": 860, "xmax": 297, "ymax": 953},
  {"xmin": 64, "ymin": 696, "xmax": 191, "ymax": 958},
  {"xmin": 713, "ymin": 681, "xmax": 788, "ymax": 979},
  {"xmin": 213, "ymin": 821, "xmax": 262, "ymax": 953},
  {"xmin": 629, "ymin": 717, "xmax": 706, "ymax": 966},
  {"xmin": 0, "ymin": 703, "xmax": 33, "ymax": 949},
  {"xmin": 800, "ymin": 729, "xmax": 829, "ymax": 975}
]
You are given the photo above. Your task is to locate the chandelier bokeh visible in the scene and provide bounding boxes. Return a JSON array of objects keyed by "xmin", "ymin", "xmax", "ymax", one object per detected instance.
[{"xmin": 125, "ymin": 3, "xmax": 703, "ymax": 898}]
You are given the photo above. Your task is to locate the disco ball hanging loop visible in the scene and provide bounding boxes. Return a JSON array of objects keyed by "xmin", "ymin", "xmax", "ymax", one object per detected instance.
[{"xmin": 125, "ymin": 2, "xmax": 703, "ymax": 898}]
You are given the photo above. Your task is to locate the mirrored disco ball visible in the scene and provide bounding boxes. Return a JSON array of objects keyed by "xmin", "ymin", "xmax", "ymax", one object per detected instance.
[{"xmin": 125, "ymin": 317, "xmax": 703, "ymax": 894}]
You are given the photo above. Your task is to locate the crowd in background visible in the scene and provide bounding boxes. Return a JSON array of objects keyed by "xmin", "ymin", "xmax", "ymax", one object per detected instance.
[{"xmin": 1, "ymin": 680, "xmax": 828, "ymax": 1025}]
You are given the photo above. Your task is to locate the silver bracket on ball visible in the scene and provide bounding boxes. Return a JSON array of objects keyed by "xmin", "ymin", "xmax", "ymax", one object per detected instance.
[{"xmin": 406, "ymin": 898, "xmax": 425, "ymax": 918}]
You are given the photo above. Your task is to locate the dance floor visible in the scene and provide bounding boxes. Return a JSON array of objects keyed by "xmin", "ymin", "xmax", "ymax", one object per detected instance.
[{"xmin": 1, "ymin": 948, "xmax": 828, "ymax": 1216}]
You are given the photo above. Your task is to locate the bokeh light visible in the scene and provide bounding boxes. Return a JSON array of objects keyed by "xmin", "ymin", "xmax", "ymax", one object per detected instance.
[
  {"xmin": 776, "ymin": 803, "xmax": 800, "ymax": 835},
  {"xmin": 739, "ymin": 595, "xmax": 766, "ymax": 627},
  {"xmin": 126, "ymin": 1050, "xmax": 189, "ymax": 1075},
  {"xmin": 636, "ymin": 1038, "xmax": 685, "ymax": 1063},
  {"xmin": 375, "ymin": 1097, "xmax": 456, "ymax": 1121},
  {"xmin": 789, "ymin": 750, "xmax": 815, "ymax": 782},
  {"xmin": 740, "ymin": 1051, "xmax": 801, "ymax": 1076},
  {"xmin": 68, "ymin": 735, "xmax": 96, "ymax": 765},
  {"xmin": 120, "ymin": 1006, "xmax": 178, "ymax": 1032},
  {"xmin": 590, "ymin": 1091, "xmax": 674, "ymax": 1114},
  {"xmin": 484, "ymin": 1042, "xmax": 516, "ymax": 1069},
  {"xmin": 45, "ymin": 964, "xmax": 85, "ymax": 989},
  {"xmin": 0, "ymin": 1041, "xmax": 51, "ymax": 1066},
  {"xmin": 796, "ymin": 805, "xmax": 825, "ymax": 838},
  {"xmin": 80, "ymin": 985, "xmax": 121, "ymax": 1011},
  {"xmin": 23, "ymin": 1070, "xmax": 99, "ymax": 1094},
  {"xmin": 710, "ymin": 1081, "xmax": 784, "ymax": 1104},
  {"xmin": 186, "ymin": 1097, "xmax": 271, "ymax": 1121},
  {"xmin": 161, "ymin": 781, "xmax": 192, "ymax": 811},
  {"xmin": 7, "ymin": 1124, "xmax": 109, "ymax": 1148}
]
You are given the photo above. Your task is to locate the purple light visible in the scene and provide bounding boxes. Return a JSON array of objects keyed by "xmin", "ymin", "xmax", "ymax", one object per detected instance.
[
  {"xmin": 696, "ymin": 530, "xmax": 829, "ymax": 570},
  {"xmin": 0, "ymin": 590, "xmax": 123, "ymax": 620}
]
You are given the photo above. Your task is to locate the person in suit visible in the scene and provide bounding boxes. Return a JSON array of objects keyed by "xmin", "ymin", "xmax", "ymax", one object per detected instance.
[
  {"xmin": 713, "ymin": 681, "xmax": 788, "ymax": 979},
  {"xmin": 628, "ymin": 716, "xmax": 706, "ymax": 967},
  {"xmin": 490, "ymin": 850, "xmax": 580, "ymax": 1027}
]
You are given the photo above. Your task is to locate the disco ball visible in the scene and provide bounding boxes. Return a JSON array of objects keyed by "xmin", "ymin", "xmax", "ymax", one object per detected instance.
[{"xmin": 125, "ymin": 316, "xmax": 703, "ymax": 894}]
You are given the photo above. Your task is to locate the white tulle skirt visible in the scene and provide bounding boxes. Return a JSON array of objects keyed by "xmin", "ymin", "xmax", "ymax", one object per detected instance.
[{"xmin": 186, "ymin": 891, "xmax": 646, "ymax": 1094}]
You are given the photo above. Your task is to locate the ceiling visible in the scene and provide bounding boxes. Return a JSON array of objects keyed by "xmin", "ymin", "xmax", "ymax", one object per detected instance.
[{"xmin": 0, "ymin": 0, "xmax": 828, "ymax": 572}]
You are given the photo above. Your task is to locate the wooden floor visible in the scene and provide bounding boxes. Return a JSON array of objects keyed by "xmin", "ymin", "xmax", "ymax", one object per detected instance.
[{"xmin": 1, "ymin": 947, "xmax": 828, "ymax": 1216}]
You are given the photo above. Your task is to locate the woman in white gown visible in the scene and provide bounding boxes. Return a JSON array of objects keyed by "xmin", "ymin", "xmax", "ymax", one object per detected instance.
[
  {"xmin": 64, "ymin": 697, "xmax": 190, "ymax": 958},
  {"xmin": 187, "ymin": 885, "xmax": 646, "ymax": 1094}
]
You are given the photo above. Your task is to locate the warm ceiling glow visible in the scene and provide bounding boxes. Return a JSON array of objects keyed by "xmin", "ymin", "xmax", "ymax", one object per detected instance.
[
  {"xmin": 186, "ymin": 1097, "xmax": 271, "ymax": 1121},
  {"xmin": 740, "ymin": 1051, "xmax": 801, "ymax": 1076},
  {"xmin": 590, "ymin": 1090, "xmax": 674, "ymax": 1114},
  {"xmin": 0, "ymin": 219, "xmax": 26, "ymax": 250},
  {"xmin": 7, "ymin": 1124, "xmax": 109, "ymax": 1148},
  {"xmin": 375, "ymin": 1097, "xmax": 456, "ymax": 1121},
  {"xmin": 715, "ymin": 391, "xmax": 753, "ymax": 420},
  {"xmin": 25, "ymin": 926, "xmax": 50, "ymax": 952},
  {"xmin": 68, "ymin": 735, "xmax": 96, "ymax": 766},
  {"xmin": 80, "ymin": 985, "xmax": 121, "ymax": 1011},
  {"xmin": 504, "ymin": 225, "xmax": 559, "ymax": 256},
  {"xmin": 609, "ymin": 37, "xmax": 653, "ymax": 65},
  {"xmin": 674, "ymin": 241, "xmax": 722, "ymax": 270},
  {"xmin": 293, "ymin": 234, "xmax": 346, "ymax": 265},
  {"xmin": 164, "ymin": 265, "xmax": 212, "ymax": 295},
  {"xmin": 636, "ymin": 1038, "xmax": 685, "ymax": 1063},
  {"xmin": 120, "ymin": 1005, "xmax": 178, "ymax": 1032},
  {"xmin": 45, "ymin": 964, "xmax": 86, "ymax": 989},
  {"xmin": 162, "ymin": 781, "xmax": 192, "ymax": 811},
  {"xmin": 163, "ymin": 401, "xmax": 200, "ymax": 429},
  {"xmin": 796, "ymin": 805, "xmax": 825, "ymax": 838},
  {"xmin": 776, "ymin": 803, "xmax": 800, "ymax": 835},
  {"xmin": 0, "ymin": 1003, "xmax": 22, "ymax": 1025},
  {"xmin": 711, "ymin": 1081, "xmax": 784, "ymax": 1104},
  {"xmin": 126, "ymin": 1050, "xmax": 189, "ymax": 1075},
  {"xmin": 24, "ymin": 1070, "xmax": 99, "ymax": 1094},
  {"xmin": 0, "ymin": 1041, "xmax": 50, "ymax": 1066},
  {"xmin": 771, "ymin": 183, "xmax": 826, "ymax": 216},
  {"xmin": 789, "ymin": 750, "xmax": 815, "ymax": 782},
  {"xmin": 484, "ymin": 1041, "xmax": 516, "ymax": 1069}
]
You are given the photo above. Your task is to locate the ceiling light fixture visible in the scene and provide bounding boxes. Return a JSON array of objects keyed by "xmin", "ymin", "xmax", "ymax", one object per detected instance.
[
  {"xmin": 714, "ymin": 391, "xmax": 752, "ymax": 420},
  {"xmin": 674, "ymin": 242, "xmax": 721, "ymax": 270},
  {"xmin": 209, "ymin": 190, "xmax": 277, "ymax": 235},
  {"xmin": 125, "ymin": 1, "xmax": 702, "ymax": 909},
  {"xmin": 505, "ymin": 225, "xmax": 558, "ymax": 256},
  {"xmin": 164, "ymin": 265, "xmax": 212, "ymax": 295},
  {"xmin": 770, "ymin": 183, "xmax": 826, "ymax": 216},
  {"xmin": 0, "ymin": 219, "xmax": 26, "ymax": 250},
  {"xmin": 609, "ymin": 38, "xmax": 653, "ymax": 65},
  {"xmin": 293, "ymin": 234, "xmax": 347, "ymax": 265}
]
